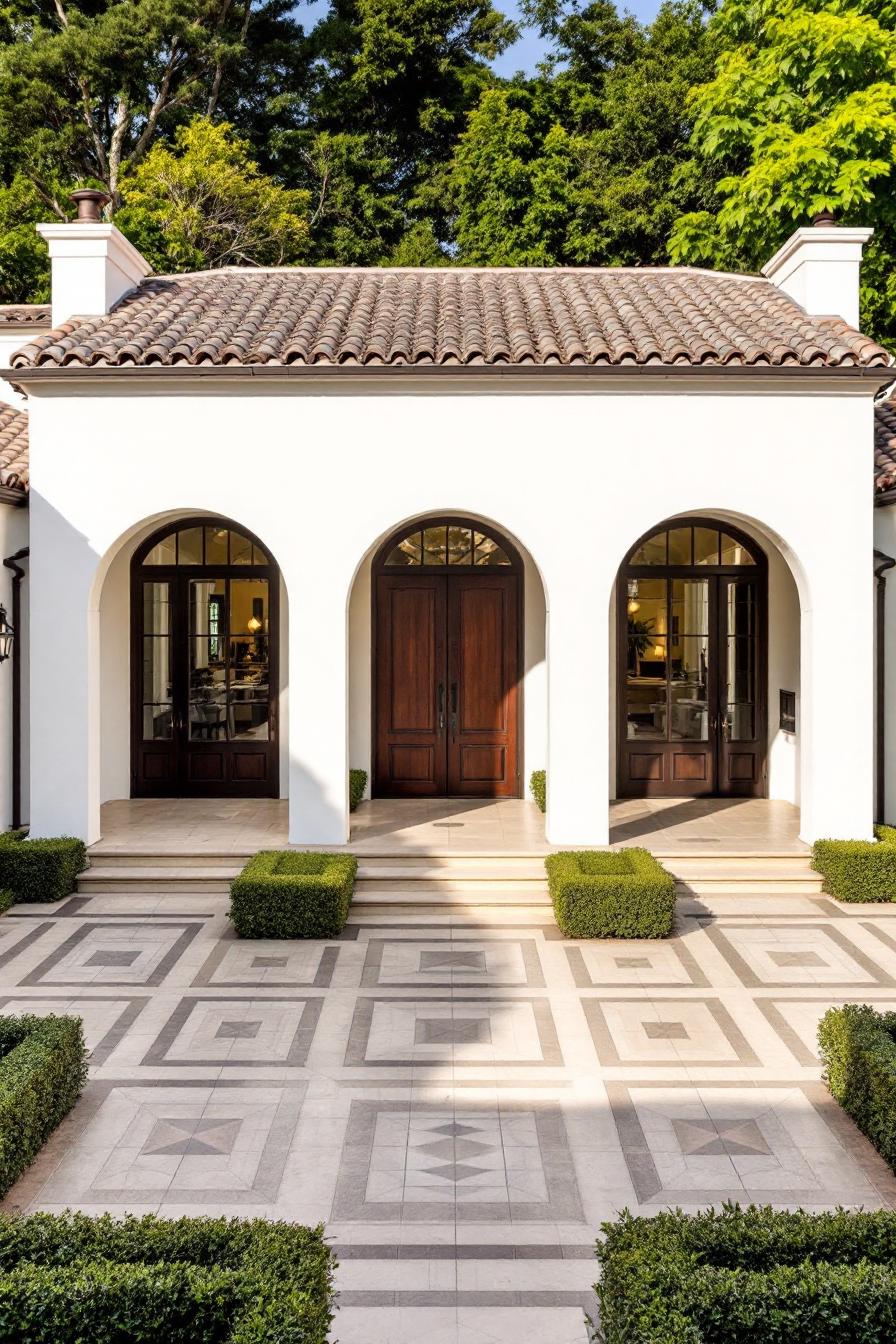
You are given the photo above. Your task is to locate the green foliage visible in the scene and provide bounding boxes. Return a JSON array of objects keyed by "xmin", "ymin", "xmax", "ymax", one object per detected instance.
[
  {"xmin": 819, "ymin": 1003, "xmax": 896, "ymax": 1172},
  {"xmin": 669, "ymin": 0, "xmax": 896, "ymax": 343},
  {"xmin": 117, "ymin": 119, "xmax": 309, "ymax": 272},
  {"xmin": 596, "ymin": 1204, "xmax": 896, "ymax": 1344},
  {"xmin": 0, "ymin": 1209, "xmax": 335, "ymax": 1343},
  {"xmin": 0, "ymin": 893, "xmax": 12, "ymax": 917},
  {"xmin": 229, "ymin": 851, "xmax": 357, "ymax": 938},
  {"xmin": 0, "ymin": 176, "xmax": 50, "ymax": 304},
  {"xmin": 349, "ymin": 769, "xmax": 368, "ymax": 811},
  {"xmin": 530, "ymin": 770, "xmax": 546, "ymax": 813},
  {"xmin": 0, "ymin": 1014, "xmax": 86, "ymax": 1198},
  {"xmin": 811, "ymin": 826, "xmax": 896, "ymax": 901},
  {"xmin": 0, "ymin": 834, "xmax": 86, "ymax": 904},
  {"xmin": 545, "ymin": 848, "xmax": 675, "ymax": 937}
]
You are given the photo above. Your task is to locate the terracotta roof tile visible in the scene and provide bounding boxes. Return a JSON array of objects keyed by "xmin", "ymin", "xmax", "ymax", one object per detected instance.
[
  {"xmin": 10, "ymin": 268, "xmax": 890, "ymax": 371},
  {"xmin": 0, "ymin": 305, "xmax": 50, "ymax": 326},
  {"xmin": 0, "ymin": 403, "xmax": 27, "ymax": 492},
  {"xmin": 876, "ymin": 397, "xmax": 896, "ymax": 493}
]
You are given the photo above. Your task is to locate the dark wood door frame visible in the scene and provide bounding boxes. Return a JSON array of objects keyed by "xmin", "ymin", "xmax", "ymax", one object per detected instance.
[
  {"xmin": 131, "ymin": 516, "xmax": 280, "ymax": 798},
  {"xmin": 371, "ymin": 516, "xmax": 524, "ymax": 799},
  {"xmin": 616, "ymin": 517, "xmax": 768, "ymax": 799}
]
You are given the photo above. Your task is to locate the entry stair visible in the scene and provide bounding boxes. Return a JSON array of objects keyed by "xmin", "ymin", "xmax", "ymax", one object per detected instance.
[{"xmin": 77, "ymin": 849, "xmax": 824, "ymax": 910}]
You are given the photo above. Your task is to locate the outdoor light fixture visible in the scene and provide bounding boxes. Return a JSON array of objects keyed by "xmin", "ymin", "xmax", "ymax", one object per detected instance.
[{"xmin": 0, "ymin": 605, "xmax": 13, "ymax": 663}]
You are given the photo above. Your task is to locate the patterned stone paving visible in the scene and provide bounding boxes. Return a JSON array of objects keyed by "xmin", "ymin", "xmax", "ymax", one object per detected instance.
[{"xmin": 2, "ymin": 885, "xmax": 896, "ymax": 1343}]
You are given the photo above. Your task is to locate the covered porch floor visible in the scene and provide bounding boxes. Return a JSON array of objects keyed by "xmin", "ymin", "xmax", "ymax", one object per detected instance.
[{"xmin": 90, "ymin": 796, "xmax": 805, "ymax": 855}]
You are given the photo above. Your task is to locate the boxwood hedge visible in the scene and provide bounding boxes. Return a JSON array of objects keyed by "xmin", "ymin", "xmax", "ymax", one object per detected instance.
[
  {"xmin": 812, "ymin": 825, "xmax": 896, "ymax": 902},
  {"xmin": 818, "ymin": 1003, "xmax": 896, "ymax": 1172},
  {"xmin": 349, "ymin": 769, "xmax": 367, "ymax": 812},
  {"xmin": 0, "ymin": 1209, "xmax": 335, "ymax": 1343},
  {"xmin": 229, "ymin": 850, "xmax": 357, "ymax": 938},
  {"xmin": 0, "ymin": 834, "xmax": 86, "ymax": 904},
  {"xmin": 530, "ymin": 770, "xmax": 546, "ymax": 814},
  {"xmin": 596, "ymin": 1205, "xmax": 896, "ymax": 1344},
  {"xmin": 545, "ymin": 848, "xmax": 675, "ymax": 938},
  {"xmin": 0, "ymin": 1014, "xmax": 87, "ymax": 1197}
]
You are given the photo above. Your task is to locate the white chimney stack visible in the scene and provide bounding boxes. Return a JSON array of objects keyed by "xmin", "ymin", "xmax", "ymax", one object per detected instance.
[
  {"xmin": 37, "ymin": 190, "xmax": 151, "ymax": 328},
  {"xmin": 762, "ymin": 213, "xmax": 873, "ymax": 330}
]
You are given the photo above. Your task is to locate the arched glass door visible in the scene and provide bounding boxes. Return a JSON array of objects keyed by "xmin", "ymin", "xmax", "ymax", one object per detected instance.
[
  {"xmin": 132, "ymin": 519, "xmax": 279, "ymax": 797},
  {"xmin": 618, "ymin": 520, "xmax": 767, "ymax": 797}
]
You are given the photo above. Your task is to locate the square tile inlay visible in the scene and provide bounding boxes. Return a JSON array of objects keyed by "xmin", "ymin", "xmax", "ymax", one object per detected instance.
[
  {"xmin": 566, "ymin": 938, "xmax": 708, "ymax": 989},
  {"xmin": 644, "ymin": 1022, "xmax": 688, "ymax": 1041},
  {"xmin": 344, "ymin": 997, "xmax": 562, "ymax": 1067},
  {"xmin": 361, "ymin": 938, "xmax": 545, "ymax": 989},
  {"xmin": 21, "ymin": 922, "xmax": 201, "ymax": 988},
  {"xmin": 704, "ymin": 923, "xmax": 893, "ymax": 988},
  {"xmin": 192, "ymin": 938, "xmax": 338, "ymax": 988},
  {"xmin": 583, "ymin": 998, "xmax": 759, "ymax": 1067},
  {"xmin": 414, "ymin": 1017, "xmax": 492, "ymax": 1045},
  {"xmin": 142, "ymin": 996, "xmax": 323, "ymax": 1067}
]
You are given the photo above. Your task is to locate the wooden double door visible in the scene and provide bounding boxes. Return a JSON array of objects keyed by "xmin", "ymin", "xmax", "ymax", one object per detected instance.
[{"xmin": 375, "ymin": 572, "xmax": 520, "ymax": 797}]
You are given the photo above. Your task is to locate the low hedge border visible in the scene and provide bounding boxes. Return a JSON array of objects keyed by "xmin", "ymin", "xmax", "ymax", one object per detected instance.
[
  {"xmin": 545, "ymin": 848, "xmax": 675, "ymax": 938},
  {"xmin": 0, "ymin": 1209, "xmax": 335, "ymax": 1342},
  {"xmin": 0, "ymin": 1014, "xmax": 87, "ymax": 1197},
  {"xmin": 0, "ymin": 834, "xmax": 86, "ymax": 904},
  {"xmin": 812, "ymin": 825, "xmax": 896, "ymax": 902},
  {"xmin": 349, "ymin": 769, "xmax": 367, "ymax": 812},
  {"xmin": 596, "ymin": 1204, "xmax": 896, "ymax": 1344},
  {"xmin": 229, "ymin": 850, "xmax": 358, "ymax": 938},
  {"xmin": 818, "ymin": 1003, "xmax": 896, "ymax": 1172},
  {"xmin": 530, "ymin": 770, "xmax": 546, "ymax": 814},
  {"xmin": 0, "ymin": 893, "xmax": 12, "ymax": 917}
]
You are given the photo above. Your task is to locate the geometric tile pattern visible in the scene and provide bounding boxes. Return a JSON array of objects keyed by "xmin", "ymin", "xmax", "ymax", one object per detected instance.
[
  {"xmin": 566, "ymin": 937, "xmax": 708, "ymax": 988},
  {"xmin": 361, "ymin": 938, "xmax": 546, "ymax": 988},
  {"xmin": 192, "ymin": 937, "xmax": 339, "ymax": 988},
  {"xmin": 583, "ymin": 997, "xmax": 759, "ymax": 1067},
  {"xmin": 141, "ymin": 996, "xmax": 323, "ymax": 1067},
  {"xmin": 21, "ymin": 922, "xmax": 202, "ymax": 987},
  {"xmin": 344, "ymin": 996, "xmax": 563, "ymax": 1067},
  {"xmin": 703, "ymin": 922, "xmax": 893, "ymax": 988}
]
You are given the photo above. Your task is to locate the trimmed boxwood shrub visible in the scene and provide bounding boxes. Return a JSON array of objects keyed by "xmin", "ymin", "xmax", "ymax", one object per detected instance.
[
  {"xmin": 596, "ymin": 1204, "xmax": 896, "ymax": 1344},
  {"xmin": 0, "ymin": 893, "xmax": 12, "ymax": 917},
  {"xmin": 349, "ymin": 769, "xmax": 367, "ymax": 812},
  {"xmin": 0, "ymin": 834, "xmax": 86, "ymax": 904},
  {"xmin": 812, "ymin": 825, "xmax": 896, "ymax": 902},
  {"xmin": 229, "ymin": 850, "xmax": 357, "ymax": 938},
  {"xmin": 0, "ymin": 1209, "xmax": 335, "ymax": 1343},
  {"xmin": 530, "ymin": 770, "xmax": 546, "ymax": 813},
  {"xmin": 0, "ymin": 1014, "xmax": 87, "ymax": 1197},
  {"xmin": 545, "ymin": 848, "xmax": 675, "ymax": 938},
  {"xmin": 818, "ymin": 1003, "xmax": 896, "ymax": 1172}
]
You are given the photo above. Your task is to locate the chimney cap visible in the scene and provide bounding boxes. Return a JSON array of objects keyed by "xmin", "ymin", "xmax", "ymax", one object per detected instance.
[
  {"xmin": 812, "ymin": 209, "xmax": 837, "ymax": 227},
  {"xmin": 69, "ymin": 189, "xmax": 111, "ymax": 223}
]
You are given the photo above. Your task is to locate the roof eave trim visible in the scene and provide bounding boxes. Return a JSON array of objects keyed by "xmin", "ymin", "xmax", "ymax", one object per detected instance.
[{"xmin": 0, "ymin": 485, "xmax": 27, "ymax": 507}]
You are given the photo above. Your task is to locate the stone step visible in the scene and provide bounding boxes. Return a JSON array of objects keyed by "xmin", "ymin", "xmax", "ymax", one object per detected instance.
[
  {"xmin": 85, "ymin": 852, "xmax": 250, "ymax": 869},
  {"xmin": 78, "ymin": 868, "xmax": 234, "ymax": 894}
]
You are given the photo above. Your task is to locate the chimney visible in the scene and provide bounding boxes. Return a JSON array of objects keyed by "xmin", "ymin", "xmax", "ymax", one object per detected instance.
[
  {"xmin": 761, "ymin": 213, "xmax": 873, "ymax": 330},
  {"xmin": 37, "ymin": 190, "xmax": 152, "ymax": 328}
]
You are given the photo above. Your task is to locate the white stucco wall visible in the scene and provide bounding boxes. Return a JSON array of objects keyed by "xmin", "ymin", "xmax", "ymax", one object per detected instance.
[{"xmin": 20, "ymin": 374, "xmax": 877, "ymax": 847}]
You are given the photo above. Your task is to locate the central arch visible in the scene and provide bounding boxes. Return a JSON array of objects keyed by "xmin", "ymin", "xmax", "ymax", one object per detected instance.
[{"xmin": 371, "ymin": 516, "xmax": 523, "ymax": 798}]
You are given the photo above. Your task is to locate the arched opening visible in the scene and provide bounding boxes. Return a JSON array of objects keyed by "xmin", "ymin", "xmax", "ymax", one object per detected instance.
[
  {"xmin": 131, "ymin": 516, "xmax": 280, "ymax": 797},
  {"xmin": 370, "ymin": 516, "xmax": 524, "ymax": 798},
  {"xmin": 616, "ymin": 517, "xmax": 769, "ymax": 798}
]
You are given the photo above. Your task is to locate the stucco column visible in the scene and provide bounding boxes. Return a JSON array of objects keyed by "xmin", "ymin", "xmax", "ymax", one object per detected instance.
[
  {"xmin": 287, "ymin": 567, "xmax": 349, "ymax": 846},
  {"xmin": 798, "ymin": 552, "xmax": 874, "ymax": 843},
  {"xmin": 28, "ymin": 494, "xmax": 101, "ymax": 842},
  {"xmin": 545, "ymin": 574, "xmax": 609, "ymax": 846}
]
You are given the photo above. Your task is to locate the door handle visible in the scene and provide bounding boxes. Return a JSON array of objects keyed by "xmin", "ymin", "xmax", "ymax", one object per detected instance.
[{"xmin": 437, "ymin": 682, "xmax": 445, "ymax": 732}]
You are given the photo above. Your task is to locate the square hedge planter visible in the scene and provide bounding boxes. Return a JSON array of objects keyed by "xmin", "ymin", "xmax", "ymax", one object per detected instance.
[
  {"xmin": 0, "ymin": 1013, "xmax": 87, "ymax": 1198},
  {"xmin": 229, "ymin": 851, "xmax": 357, "ymax": 938},
  {"xmin": 812, "ymin": 826, "xmax": 896, "ymax": 902},
  {"xmin": 545, "ymin": 848, "xmax": 675, "ymax": 938},
  {"xmin": 0, "ymin": 834, "xmax": 86, "ymax": 904}
]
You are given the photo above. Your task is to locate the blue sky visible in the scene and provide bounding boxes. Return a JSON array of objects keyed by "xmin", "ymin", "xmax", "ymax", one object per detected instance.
[{"xmin": 493, "ymin": 0, "xmax": 663, "ymax": 75}]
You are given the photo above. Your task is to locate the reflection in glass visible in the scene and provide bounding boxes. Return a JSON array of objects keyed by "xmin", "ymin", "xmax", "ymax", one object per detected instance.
[
  {"xmin": 670, "ymin": 636, "xmax": 709, "ymax": 739},
  {"xmin": 720, "ymin": 533, "xmax": 756, "ymax": 565},
  {"xmin": 178, "ymin": 527, "xmax": 203, "ymax": 564},
  {"xmin": 423, "ymin": 526, "xmax": 447, "ymax": 565},
  {"xmin": 231, "ymin": 579, "xmax": 268, "ymax": 634},
  {"xmin": 668, "ymin": 527, "xmax": 692, "ymax": 565},
  {"xmin": 143, "ymin": 582, "xmax": 169, "ymax": 635},
  {"xmin": 631, "ymin": 532, "xmax": 666, "ymax": 565},
  {"xmin": 626, "ymin": 630, "xmax": 667, "ymax": 739},
  {"xmin": 229, "ymin": 697, "xmax": 270, "ymax": 740},
  {"xmin": 143, "ymin": 704, "xmax": 173, "ymax": 739},
  {"xmin": 671, "ymin": 579, "xmax": 708, "ymax": 636},
  {"xmin": 205, "ymin": 527, "xmax": 229, "ymax": 564},
  {"xmin": 142, "ymin": 633, "xmax": 171, "ymax": 739},
  {"xmin": 189, "ymin": 579, "xmax": 226, "ymax": 634},
  {"xmin": 694, "ymin": 528, "xmax": 719, "ymax": 566},
  {"xmin": 145, "ymin": 533, "xmax": 176, "ymax": 565},
  {"xmin": 230, "ymin": 531, "xmax": 253, "ymax": 565},
  {"xmin": 385, "ymin": 532, "xmax": 422, "ymax": 565},
  {"xmin": 448, "ymin": 527, "xmax": 473, "ymax": 564},
  {"xmin": 474, "ymin": 532, "xmax": 511, "ymax": 565}
]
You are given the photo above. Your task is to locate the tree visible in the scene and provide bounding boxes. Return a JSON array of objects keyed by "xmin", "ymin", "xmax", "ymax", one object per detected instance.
[
  {"xmin": 669, "ymin": 0, "xmax": 896, "ymax": 341},
  {"xmin": 449, "ymin": 1, "xmax": 713, "ymax": 266},
  {"xmin": 0, "ymin": 0, "xmax": 309, "ymax": 212},
  {"xmin": 116, "ymin": 117, "xmax": 309, "ymax": 271}
]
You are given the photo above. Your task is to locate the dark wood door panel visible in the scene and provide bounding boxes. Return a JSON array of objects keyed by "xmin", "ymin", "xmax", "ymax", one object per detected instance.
[
  {"xmin": 374, "ymin": 575, "xmax": 447, "ymax": 796},
  {"xmin": 447, "ymin": 575, "xmax": 519, "ymax": 798}
]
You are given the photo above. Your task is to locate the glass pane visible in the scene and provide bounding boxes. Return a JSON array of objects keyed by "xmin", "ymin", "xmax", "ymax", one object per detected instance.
[
  {"xmin": 252, "ymin": 544, "xmax": 268, "ymax": 564},
  {"xmin": 670, "ymin": 636, "xmax": 709, "ymax": 740},
  {"xmin": 627, "ymin": 578, "xmax": 666, "ymax": 644},
  {"xmin": 448, "ymin": 527, "xmax": 473, "ymax": 564},
  {"xmin": 205, "ymin": 527, "xmax": 229, "ymax": 565},
  {"xmin": 474, "ymin": 532, "xmax": 511, "ymax": 565},
  {"xmin": 189, "ymin": 579, "xmax": 226, "ymax": 635},
  {"xmin": 626, "ymin": 635, "xmax": 667, "ymax": 740},
  {"xmin": 229, "ymin": 696, "xmax": 270, "ymax": 740},
  {"xmin": 422, "ymin": 526, "xmax": 447, "ymax": 565},
  {"xmin": 230, "ymin": 579, "xmax": 269, "ymax": 635},
  {"xmin": 144, "ymin": 532, "xmax": 176, "ymax": 565},
  {"xmin": 189, "ymin": 696, "xmax": 227, "ymax": 739},
  {"xmin": 142, "ymin": 704, "xmax": 172, "ymax": 739},
  {"xmin": 189, "ymin": 635, "xmax": 226, "ymax": 740},
  {"xmin": 230, "ymin": 531, "xmax": 253, "ymax": 565},
  {"xmin": 142, "ymin": 637, "xmax": 171, "ymax": 708},
  {"xmin": 694, "ymin": 527, "xmax": 720, "ymax": 566},
  {"xmin": 143, "ymin": 582, "xmax": 169, "ymax": 636},
  {"xmin": 668, "ymin": 527, "xmax": 692, "ymax": 565},
  {"xmin": 671, "ymin": 579, "xmax": 708, "ymax": 636},
  {"xmin": 720, "ymin": 533, "xmax": 756, "ymax": 565},
  {"xmin": 631, "ymin": 531, "xmax": 666, "ymax": 565},
  {"xmin": 725, "ymin": 639, "xmax": 756, "ymax": 740},
  {"xmin": 725, "ymin": 579, "xmax": 757, "ymax": 639},
  {"xmin": 178, "ymin": 527, "xmax": 203, "ymax": 564},
  {"xmin": 230, "ymin": 626, "xmax": 269, "ymax": 739},
  {"xmin": 385, "ymin": 532, "xmax": 422, "ymax": 566}
]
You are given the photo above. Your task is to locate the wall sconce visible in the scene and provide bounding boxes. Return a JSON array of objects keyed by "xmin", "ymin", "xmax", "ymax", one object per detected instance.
[
  {"xmin": 653, "ymin": 644, "xmax": 665, "ymax": 659},
  {"xmin": 247, "ymin": 616, "xmax": 262, "ymax": 634},
  {"xmin": 0, "ymin": 605, "xmax": 13, "ymax": 663}
]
